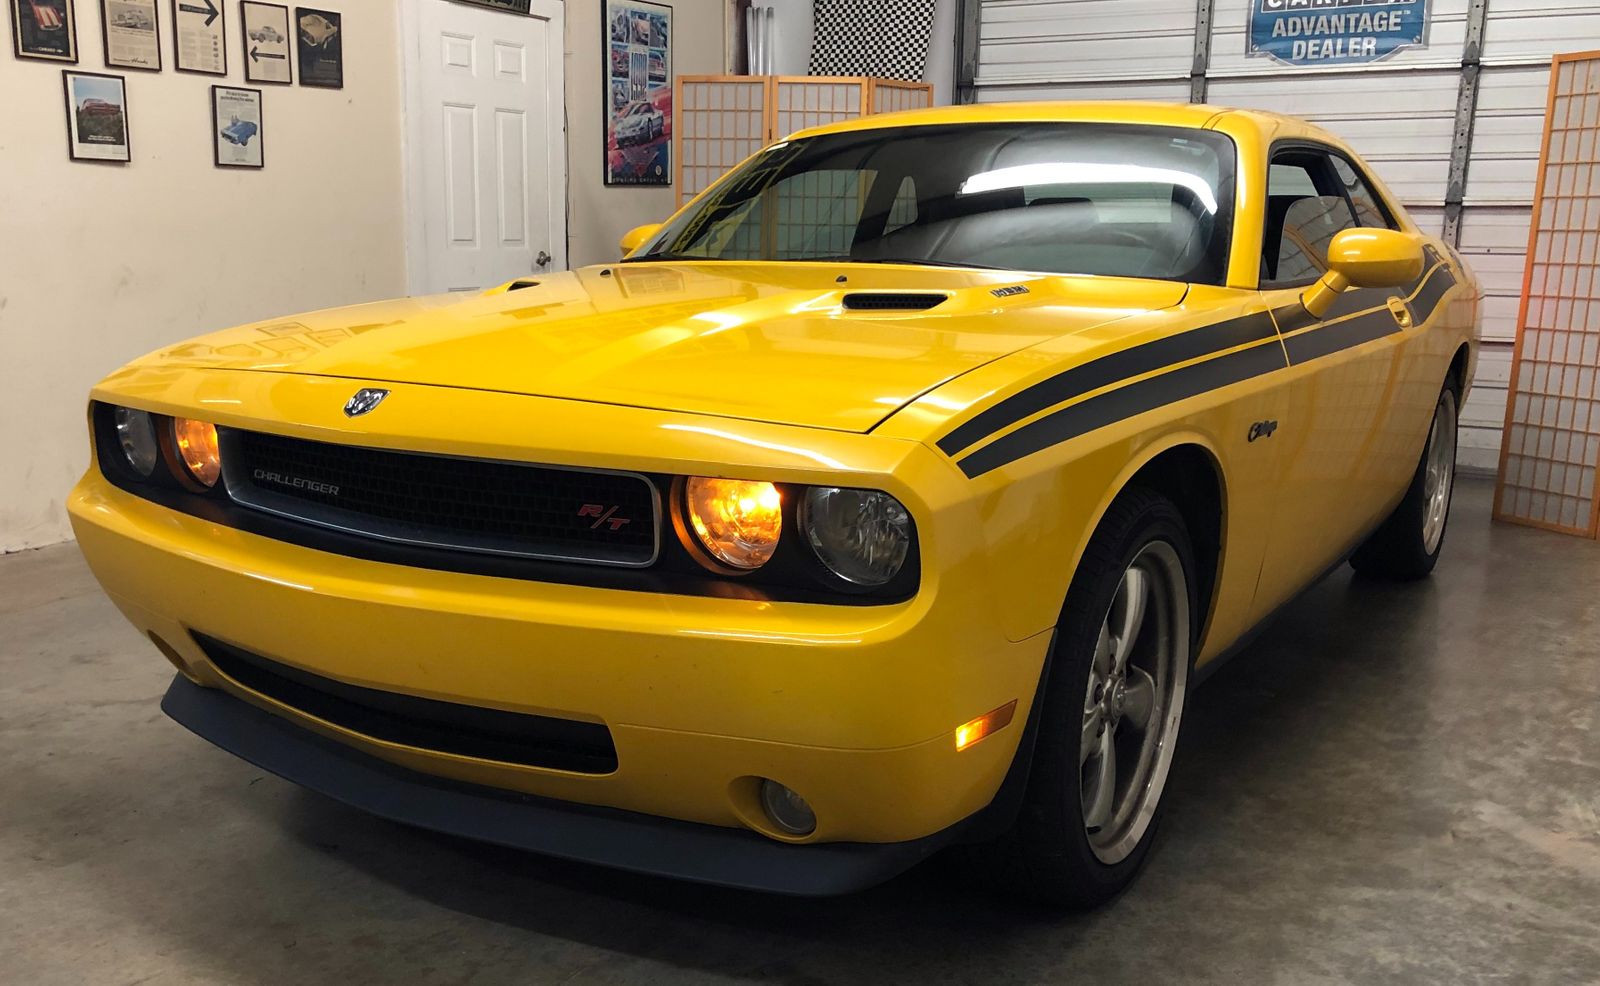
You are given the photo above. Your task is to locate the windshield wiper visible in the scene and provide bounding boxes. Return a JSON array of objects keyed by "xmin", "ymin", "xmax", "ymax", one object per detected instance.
[
  {"xmin": 810, "ymin": 256, "xmax": 1010, "ymax": 271},
  {"xmin": 618, "ymin": 252, "xmax": 720, "ymax": 263}
]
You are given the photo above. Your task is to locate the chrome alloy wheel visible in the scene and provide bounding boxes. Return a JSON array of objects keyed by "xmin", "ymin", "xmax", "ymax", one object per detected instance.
[
  {"xmin": 1080, "ymin": 541, "xmax": 1190, "ymax": 865},
  {"xmin": 1422, "ymin": 390, "xmax": 1459, "ymax": 555}
]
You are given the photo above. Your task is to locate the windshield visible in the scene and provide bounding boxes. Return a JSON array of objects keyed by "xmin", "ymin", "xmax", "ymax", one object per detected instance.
[{"xmin": 635, "ymin": 122, "xmax": 1237, "ymax": 284}]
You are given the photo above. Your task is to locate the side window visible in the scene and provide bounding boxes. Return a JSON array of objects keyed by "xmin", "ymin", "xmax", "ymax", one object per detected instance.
[
  {"xmin": 1329, "ymin": 155, "xmax": 1396, "ymax": 230},
  {"xmin": 1262, "ymin": 151, "xmax": 1359, "ymax": 287}
]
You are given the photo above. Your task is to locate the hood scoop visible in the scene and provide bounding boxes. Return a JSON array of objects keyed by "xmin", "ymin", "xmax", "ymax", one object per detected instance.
[{"xmin": 840, "ymin": 291, "xmax": 948, "ymax": 312}]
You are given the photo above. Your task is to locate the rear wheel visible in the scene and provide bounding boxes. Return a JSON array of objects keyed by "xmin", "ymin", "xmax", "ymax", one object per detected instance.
[
  {"xmin": 976, "ymin": 487, "xmax": 1195, "ymax": 906},
  {"xmin": 1350, "ymin": 382, "xmax": 1459, "ymax": 581}
]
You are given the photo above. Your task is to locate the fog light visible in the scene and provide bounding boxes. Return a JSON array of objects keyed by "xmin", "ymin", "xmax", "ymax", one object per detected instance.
[
  {"xmin": 113, "ymin": 407, "xmax": 159, "ymax": 477},
  {"xmin": 759, "ymin": 779, "xmax": 816, "ymax": 836},
  {"xmin": 172, "ymin": 417, "xmax": 221, "ymax": 487}
]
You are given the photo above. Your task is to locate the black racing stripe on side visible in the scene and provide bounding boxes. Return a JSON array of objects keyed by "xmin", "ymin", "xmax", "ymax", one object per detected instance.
[
  {"xmin": 936, "ymin": 310, "xmax": 1279, "ymax": 456},
  {"xmin": 1282, "ymin": 309, "xmax": 1397, "ymax": 364},
  {"xmin": 1281, "ymin": 262, "xmax": 1458, "ymax": 365},
  {"xmin": 956, "ymin": 341, "xmax": 1288, "ymax": 479},
  {"xmin": 1409, "ymin": 262, "xmax": 1457, "ymax": 324}
]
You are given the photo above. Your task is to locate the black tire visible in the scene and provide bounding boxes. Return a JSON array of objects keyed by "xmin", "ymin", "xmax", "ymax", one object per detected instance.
[
  {"xmin": 972, "ymin": 486, "xmax": 1197, "ymax": 907},
  {"xmin": 1350, "ymin": 381, "xmax": 1460, "ymax": 581}
]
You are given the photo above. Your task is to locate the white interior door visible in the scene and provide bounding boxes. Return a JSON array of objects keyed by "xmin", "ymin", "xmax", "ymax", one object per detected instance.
[{"xmin": 403, "ymin": 0, "xmax": 566, "ymax": 294}]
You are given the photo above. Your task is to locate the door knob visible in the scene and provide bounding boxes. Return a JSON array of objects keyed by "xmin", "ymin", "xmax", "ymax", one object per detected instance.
[{"xmin": 535, "ymin": 250, "xmax": 551, "ymax": 268}]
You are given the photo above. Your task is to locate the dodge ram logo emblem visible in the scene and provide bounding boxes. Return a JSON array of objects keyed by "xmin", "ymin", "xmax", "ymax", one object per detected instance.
[{"xmin": 343, "ymin": 388, "xmax": 389, "ymax": 417}]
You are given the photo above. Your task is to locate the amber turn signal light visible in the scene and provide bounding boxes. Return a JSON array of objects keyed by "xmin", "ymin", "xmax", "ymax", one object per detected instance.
[
  {"xmin": 955, "ymin": 700, "xmax": 1018, "ymax": 751},
  {"xmin": 172, "ymin": 417, "xmax": 221, "ymax": 488}
]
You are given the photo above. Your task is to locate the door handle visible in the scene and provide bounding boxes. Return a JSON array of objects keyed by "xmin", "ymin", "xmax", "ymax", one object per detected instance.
[
  {"xmin": 1387, "ymin": 296, "xmax": 1414, "ymax": 329},
  {"xmin": 535, "ymin": 250, "xmax": 551, "ymax": 268}
]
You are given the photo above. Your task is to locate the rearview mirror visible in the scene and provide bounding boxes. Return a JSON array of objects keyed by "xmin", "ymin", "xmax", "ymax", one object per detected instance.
[
  {"xmin": 1302, "ymin": 228, "xmax": 1425, "ymax": 319},
  {"xmin": 619, "ymin": 222, "xmax": 662, "ymax": 257}
]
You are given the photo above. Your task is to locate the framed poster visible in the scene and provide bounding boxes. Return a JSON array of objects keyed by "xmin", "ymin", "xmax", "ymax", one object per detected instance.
[
  {"xmin": 241, "ymin": 1, "xmax": 290, "ymax": 83},
  {"xmin": 603, "ymin": 0, "xmax": 670, "ymax": 186},
  {"xmin": 294, "ymin": 6, "xmax": 340, "ymax": 88},
  {"xmin": 11, "ymin": 0, "xmax": 78, "ymax": 61},
  {"xmin": 62, "ymin": 70, "xmax": 130, "ymax": 162},
  {"xmin": 100, "ymin": 0, "xmax": 159, "ymax": 70},
  {"xmin": 211, "ymin": 84, "xmax": 262, "ymax": 168},
  {"xmin": 171, "ymin": 0, "xmax": 224, "ymax": 74}
]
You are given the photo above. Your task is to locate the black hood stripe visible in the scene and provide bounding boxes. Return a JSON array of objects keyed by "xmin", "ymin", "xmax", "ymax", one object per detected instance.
[
  {"xmin": 937, "ymin": 309, "xmax": 1279, "ymax": 456},
  {"xmin": 956, "ymin": 340, "xmax": 1287, "ymax": 479},
  {"xmin": 945, "ymin": 252, "xmax": 1459, "ymax": 479}
]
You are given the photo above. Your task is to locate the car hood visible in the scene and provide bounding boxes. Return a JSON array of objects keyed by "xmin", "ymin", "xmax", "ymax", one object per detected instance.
[{"xmin": 140, "ymin": 262, "xmax": 1188, "ymax": 433}]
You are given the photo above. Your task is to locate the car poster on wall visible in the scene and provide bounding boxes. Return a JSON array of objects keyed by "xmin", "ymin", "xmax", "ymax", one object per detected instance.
[
  {"xmin": 211, "ymin": 84, "xmax": 263, "ymax": 168},
  {"xmin": 62, "ymin": 69, "xmax": 129, "ymax": 162},
  {"xmin": 11, "ymin": 0, "xmax": 78, "ymax": 61},
  {"xmin": 1248, "ymin": 0, "xmax": 1429, "ymax": 67},
  {"xmin": 171, "ymin": 0, "xmax": 225, "ymax": 75},
  {"xmin": 294, "ymin": 6, "xmax": 341, "ymax": 88},
  {"xmin": 604, "ymin": 0, "xmax": 671, "ymax": 186},
  {"xmin": 241, "ymin": 1, "xmax": 291, "ymax": 83},
  {"xmin": 100, "ymin": 0, "xmax": 158, "ymax": 70}
]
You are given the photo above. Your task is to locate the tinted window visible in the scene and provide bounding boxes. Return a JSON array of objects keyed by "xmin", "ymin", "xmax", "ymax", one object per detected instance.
[
  {"xmin": 1262, "ymin": 151, "xmax": 1359, "ymax": 286},
  {"xmin": 636, "ymin": 123, "xmax": 1238, "ymax": 284},
  {"xmin": 1330, "ymin": 155, "xmax": 1395, "ymax": 230}
]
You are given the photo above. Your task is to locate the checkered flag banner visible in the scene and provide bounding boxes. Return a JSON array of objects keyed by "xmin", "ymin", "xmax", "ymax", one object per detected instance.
[{"xmin": 808, "ymin": 0, "xmax": 937, "ymax": 81}]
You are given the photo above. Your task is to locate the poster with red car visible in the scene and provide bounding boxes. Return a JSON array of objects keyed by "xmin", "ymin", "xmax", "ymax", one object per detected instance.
[
  {"xmin": 11, "ymin": 0, "xmax": 78, "ymax": 61},
  {"xmin": 604, "ymin": 0, "xmax": 670, "ymax": 186}
]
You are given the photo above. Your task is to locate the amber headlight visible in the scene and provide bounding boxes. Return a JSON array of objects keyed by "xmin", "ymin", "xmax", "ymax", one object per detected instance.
[
  {"xmin": 800, "ymin": 487, "xmax": 911, "ymax": 586},
  {"xmin": 113, "ymin": 407, "xmax": 160, "ymax": 477},
  {"xmin": 683, "ymin": 476, "xmax": 782, "ymax": 571},
  {"xmin": 172, "ymin": 417, "xmax": 221, "ymax": 488}
]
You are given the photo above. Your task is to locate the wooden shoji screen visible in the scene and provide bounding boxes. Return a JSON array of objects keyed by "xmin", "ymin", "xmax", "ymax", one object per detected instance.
[
  {"xmin": 1495, "ymin": 50, "xmax": 1600, "ymax": 537},
  {"xmin": 672, "ymin": 75, "xmax": 934, "ymax": 206},
  {"xmin": 676, "ymin": 76, "xmax": 769, "ymax": 205}
]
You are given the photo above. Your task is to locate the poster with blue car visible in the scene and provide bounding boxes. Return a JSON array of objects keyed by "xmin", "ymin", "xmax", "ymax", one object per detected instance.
[
  {"xmin": 212, "ymin": 85, "xmax": 263, "ymax": 168},
  {"xmin": 1249, "ymin": 0, "xmax": 1429, "ymax": 67}
]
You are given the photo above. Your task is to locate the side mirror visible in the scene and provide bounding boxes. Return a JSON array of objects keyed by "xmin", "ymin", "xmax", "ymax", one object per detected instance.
[
  {"xmin": 619, "ymin": 222, "xmax": 662, "ymax": 257},
  {"xmin": 1301, "ymin": 228, "xmax": 1425, "ymax": 319}
]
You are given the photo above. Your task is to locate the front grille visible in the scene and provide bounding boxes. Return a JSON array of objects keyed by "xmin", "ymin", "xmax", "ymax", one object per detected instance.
[
  {"xmin": 220, "ymin": 428, "xmax": 659, "ymax": 567},
  {"xmin": 195, "ymin": 633, "xmax": 618, "ymax": 774}
]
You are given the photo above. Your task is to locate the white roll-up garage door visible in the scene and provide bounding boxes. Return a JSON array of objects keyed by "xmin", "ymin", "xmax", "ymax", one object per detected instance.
[{"xmin": 973, "ymin": 0, "xmax": 1600, "ymax": 471}]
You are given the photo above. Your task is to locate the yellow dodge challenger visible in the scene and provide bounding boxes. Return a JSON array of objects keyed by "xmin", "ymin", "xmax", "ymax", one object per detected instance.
[{"xmin": 71, "ymin": 103, "xmax": 1477, "ymax": 904}]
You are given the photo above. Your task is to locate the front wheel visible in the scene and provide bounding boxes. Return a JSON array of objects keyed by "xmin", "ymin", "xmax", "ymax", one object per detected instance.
[
  {"xmin": 1350, "ymin": 382, "xmax": 1459, "ymax": 580},
  {"xmin": 975, "ymin": 487, "xmax": 1195, "ymax": 906}
]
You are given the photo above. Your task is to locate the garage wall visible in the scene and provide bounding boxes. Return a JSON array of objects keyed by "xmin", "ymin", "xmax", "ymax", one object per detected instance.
[
  {"xmin": 0, "ymin": 3, "xmax": 409, "ymax": 552},
  {"xmin": 972, "ymin": 0, "xmax": 1600, "ymax": 473},
  {"xmin": 565, "ymin": 0, "xmax": 726, "ymax": 267}
]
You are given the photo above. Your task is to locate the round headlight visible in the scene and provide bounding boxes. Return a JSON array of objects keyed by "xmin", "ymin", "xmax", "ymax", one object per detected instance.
[
  {"xmin": 113, "ymin": 407, "xmax": 159, "ymax": 477},
  {"xmin": 800, "ymin": 487, "xmax": 911, "ymax": 586},
  {"xmin": 682, "ymin": 477, "xmax": 782, "ymax": 571},
  {"xmin": 172, "ymin": 417, "xmax": 221, "ymax": 488}
]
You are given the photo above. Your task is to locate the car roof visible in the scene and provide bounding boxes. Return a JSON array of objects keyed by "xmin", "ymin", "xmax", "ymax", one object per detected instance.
[{"xmin": 785, "ymin": 101, "xmax": 1331, "ymax": 146}]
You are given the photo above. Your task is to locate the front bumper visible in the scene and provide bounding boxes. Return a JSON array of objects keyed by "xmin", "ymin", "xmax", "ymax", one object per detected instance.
[
  {"xmin": 162, "ymin": 674, "xmax": 981, "ymax": 895},
  {"xmin": 72, "ymin": 435, "xmax": 1048, "ymax": 852}
]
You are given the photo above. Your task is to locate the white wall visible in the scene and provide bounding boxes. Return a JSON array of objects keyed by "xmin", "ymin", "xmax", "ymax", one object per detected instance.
[{"xmin": 0, "ymin": 4, "xmax": 408, "ymax": 551}]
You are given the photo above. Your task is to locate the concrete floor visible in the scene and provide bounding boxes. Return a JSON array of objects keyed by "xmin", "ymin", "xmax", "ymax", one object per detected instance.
[{"xmin": 2, "ymin": 477, "xmax": 1597, "ymax": 985}]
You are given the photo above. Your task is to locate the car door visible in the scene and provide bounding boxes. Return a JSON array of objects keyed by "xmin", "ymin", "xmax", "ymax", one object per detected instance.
[{"xmin": 1252, "ymin": 144, "xmax": 1419, "ymax": 617}]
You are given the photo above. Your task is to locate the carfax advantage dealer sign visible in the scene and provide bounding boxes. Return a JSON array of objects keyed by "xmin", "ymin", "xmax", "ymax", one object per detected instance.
[{"xmin": 1250, "ymin": 0, "xmax": 1430, "ymax": 67}]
